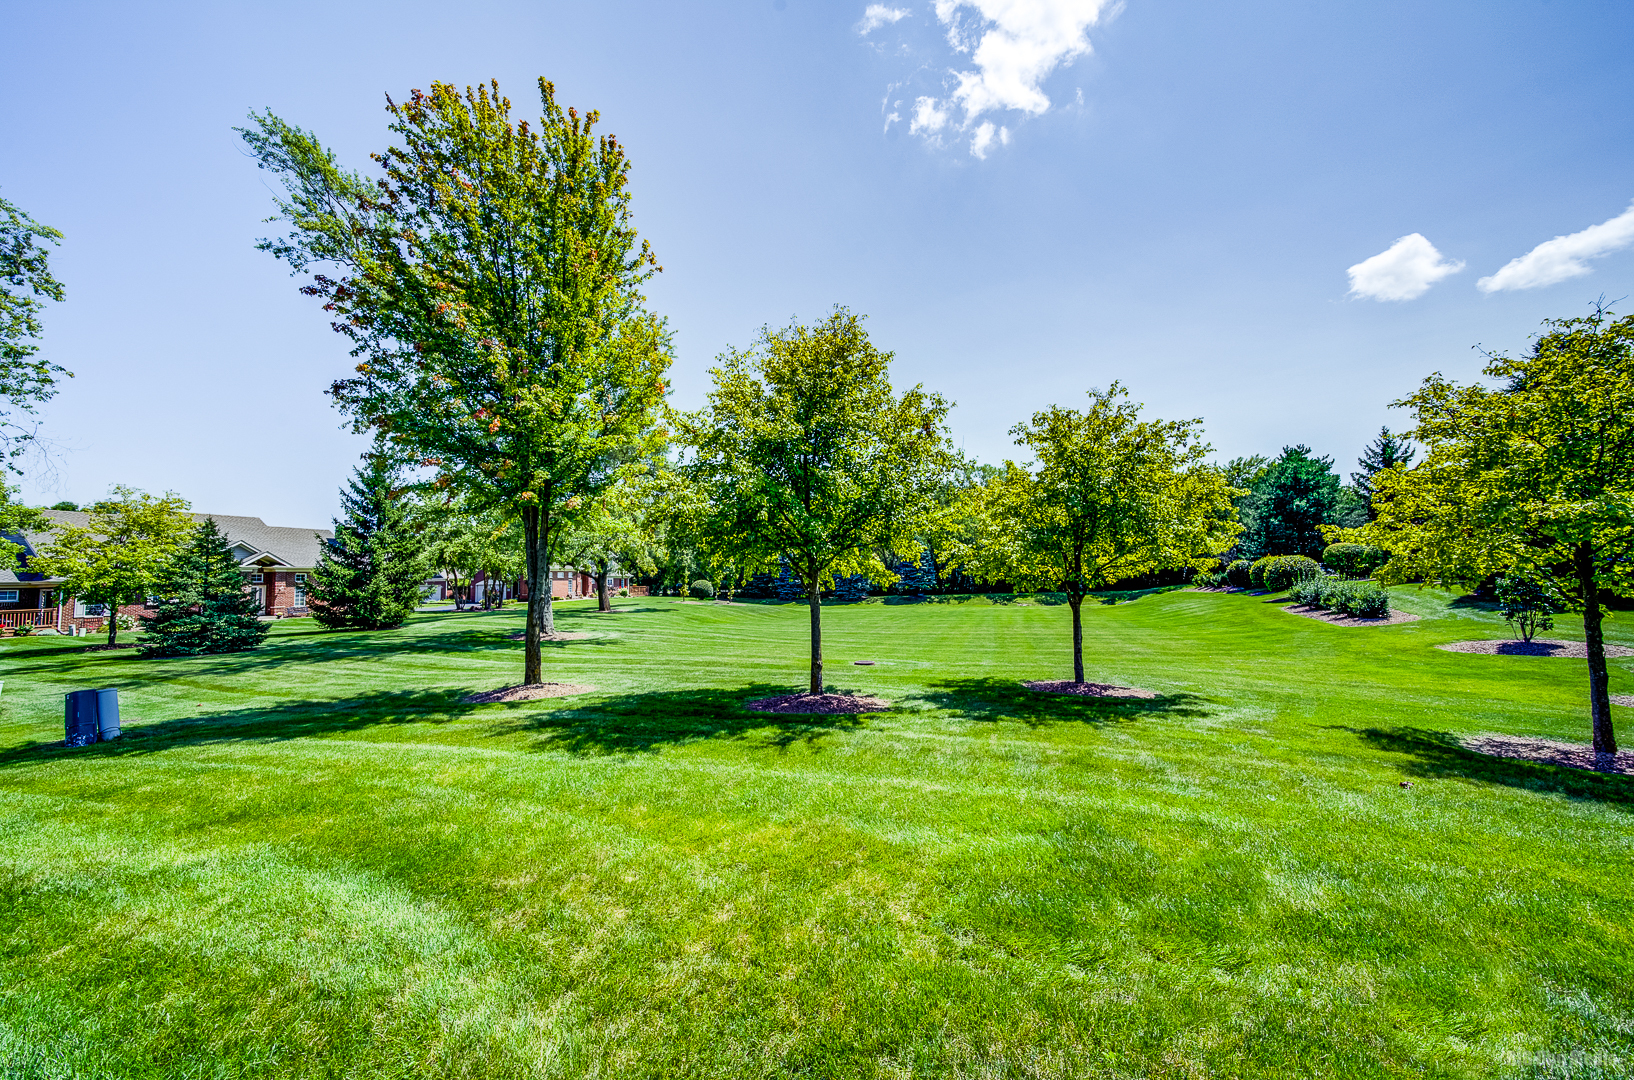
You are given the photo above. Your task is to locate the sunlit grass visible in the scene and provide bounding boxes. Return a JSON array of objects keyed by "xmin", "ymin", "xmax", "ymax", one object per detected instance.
[{"xmin": 0, "ymin": 588, "xmax": 1631, "ymax": 1078}]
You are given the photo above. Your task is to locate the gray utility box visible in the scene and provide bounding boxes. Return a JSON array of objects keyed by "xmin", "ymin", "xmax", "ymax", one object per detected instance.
[{"xmin": 64, "ymin": 688, "xmax": 120, "ymax": 746}]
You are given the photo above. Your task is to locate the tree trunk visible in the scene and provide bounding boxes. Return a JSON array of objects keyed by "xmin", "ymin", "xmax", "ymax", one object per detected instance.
[
  {"xmin": 1576, "ymin": 543, "xmax": 1617, "ymax": 756},
  {"xmin": 597, "ymin": 563, "xmax": 611, "ymax": 612},
  {"xmin": 107, "ymin": 602, "xmax": 118, "ymax": 647},
  {"xmin": 808, "ymin": 572, "xmax": 823, "ymax": 695},
  {"xmin": 521, "ymin": 505, "xmax": 556, "ymax": 685},
  {"xmin": 1069, "ymin": 593, "xmax": 1084, "ymax": 684}
]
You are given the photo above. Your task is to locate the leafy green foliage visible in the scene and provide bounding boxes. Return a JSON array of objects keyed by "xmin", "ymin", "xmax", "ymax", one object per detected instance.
[
  {"xmin": 1345, "ymin": 308, "xmax": 1634, "ymax": 752},
  {"xmin": 310, "ymin": 457, "xmax": 430, "ymax": 631},
  {"xmin": 32, "ymin": 487, "xmax": 196, "ymax": 645},
  {"xmin": 427, "ymin": 501, "xmax": 522, "ymax": 610},
  {"xmin": 1235, "ymin": 446, "xmax": 1365, "ymax": 560},
  {"xmin": 140, "ymin": 518, "xmax": 270, "ymax": 657},
  {"xmin": 682, "ymin": 308, "xmax": 952, "ymax": 693},
  {"xmin": 957, "ymin": 384, "xmax": 1239, "ymax": 683},
  {"xmin": 1494, "ymin": 574, "xmax": 1563, "ymax": 642},
  {"xmin": 688, "ymin": 579, "xmax": 714, "ymax": 600},
  {"xmin": 559, "ymin": 472, "xmax": 663, "ymax": 611},
  {"xmin": 1251, "ymin": 555, "xmax": 1320, "ymax": 592},
  {"xmin": 1351, "ymin": 426, "xmax": 1416, "ymax": 519},
  {"xmin": 1226, "ymin": 559, "xmax": 1253, "ymax": 588},
  {"xmin": 242, "ymin": 78, "xmax": 670, "ymax": 682},
  {"xmin": 0, "ymin": 193, "xmax": 71, "ymax": 467},
  {"xmin": 1322, "ymin": 543, "xmax": 1388, "ymax": 577},
  {"xmin": 1288, "ymin": 575, "xmax": 1390, "ymax": 618}
]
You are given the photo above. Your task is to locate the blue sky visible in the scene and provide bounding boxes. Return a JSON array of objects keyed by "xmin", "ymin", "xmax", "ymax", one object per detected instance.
[{"xmin": 4, "ymin": 0, "xmax": 1633, "ymax": 526}]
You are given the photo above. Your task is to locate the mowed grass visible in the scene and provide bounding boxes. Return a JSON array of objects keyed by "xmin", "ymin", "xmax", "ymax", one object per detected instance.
[{"xmin": 1, "ymin": 589, "xmax": 1633, "ymax": 1079}]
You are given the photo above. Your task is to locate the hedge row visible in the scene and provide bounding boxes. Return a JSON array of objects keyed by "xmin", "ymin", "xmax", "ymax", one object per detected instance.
[
  {"xmin": 1288, "ymin": 576, "xmax": 1390, "ymax": 618},
  {"xmin": 1250, "ymin": 555, "xmax": 1320, "ymax": 592}
]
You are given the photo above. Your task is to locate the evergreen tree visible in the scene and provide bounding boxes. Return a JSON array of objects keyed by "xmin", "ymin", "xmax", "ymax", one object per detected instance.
[
  {"xmin": 310, "ymin": 457, "xmax": 430, "ymax": 630},
  {"xmin": 1237, "ymin": 446, "xmax": 1365, "ymax": 560},
  {"xmin": 140, "ymin": 518, "xmax": 269, "ymax": 657},
  {"xmin": 1351, "ymin": 426, "xmax": 1417, "ymax": 518}
]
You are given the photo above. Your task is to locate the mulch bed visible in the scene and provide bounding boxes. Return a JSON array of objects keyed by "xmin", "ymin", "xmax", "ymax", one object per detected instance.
[
  {"xmin": 1437, "ymin": 639, "xmax": 1634, "ymax": 658},
  {"xmin": 1614, "ymin": 695, "xmax": 1634, "ymax": 709},
  {"xmin": 1464, "ymin": 734, "xmax": 1634, "ymax": 775},
  {"xmin": 81, "ymin": 643, "xmax": 142, "ymax": 651},
  {"xmin": 461, "ymin": 683, "xmax": 595, "ymax": 704},
  {"xmin": 745, "ymin": 693, "xmax": 890, "ymax": 714},
  {"xmin": 1024, "ymin": 680, "xmax": 1157, "ymax": 699},
  {"xmin": 1281, "ymin": 604, "xmax": 1421, "ymax": 627},
  {"xmin": 505, "ymin": 631, "xmax": 591, "ymax": 642}
]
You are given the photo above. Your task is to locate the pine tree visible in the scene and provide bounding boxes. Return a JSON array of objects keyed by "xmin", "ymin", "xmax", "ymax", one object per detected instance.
[
  {"xmin": 309, "ymin": 457, "xmax": 430, "ymax": 630},
  {"xmin": 1351, "ymin": 426, "xmax": 1417, "ymax": 517},
  {"xmin": 140, "ymin": 518, "xmax": 269, "ymax": 657}
]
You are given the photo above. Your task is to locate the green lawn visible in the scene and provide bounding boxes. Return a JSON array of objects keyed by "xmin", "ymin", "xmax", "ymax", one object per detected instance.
[{"xmin": 2, "ymin": 589, "xmax": 1632, "ymax": 1079}]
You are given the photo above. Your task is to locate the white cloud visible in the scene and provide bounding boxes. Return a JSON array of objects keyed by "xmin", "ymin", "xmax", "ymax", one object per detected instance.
[
  {"xmin": 858, "ymin": 4, "xmax": 910, "ymax": 34},
  {"xmin": 905, "ymin": 0, "xmax": 1112, "ymax": 157},
  {"xmin": 1477, "ymin": 201, "xmax": 1634, "ymax": 293},
  {"xmin": 911, "ymin": 96, "xmax": 951, "ymax": 134},
  {"xmin": 1346, "ymin": 234, "xmax": 1465, "ymax": 302}
]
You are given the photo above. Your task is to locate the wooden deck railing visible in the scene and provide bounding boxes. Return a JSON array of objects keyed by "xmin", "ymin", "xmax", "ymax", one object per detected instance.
[{"xmin": 0, "ymin": 610, "xmax": 56, "ymax": 629}]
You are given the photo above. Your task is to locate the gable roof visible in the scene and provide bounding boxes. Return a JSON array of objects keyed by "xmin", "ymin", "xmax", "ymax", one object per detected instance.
[{"xmin": 20, "ymin": 511, "xmax": 334, "ymax": 573}]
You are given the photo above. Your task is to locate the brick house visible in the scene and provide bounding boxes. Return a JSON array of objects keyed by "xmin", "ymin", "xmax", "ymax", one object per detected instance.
[
  {"xmin": 0, "ymin": 511, "xmax": 333, "ymax": 634},
  {"xmin": 430, "ymin": 565, "xmax": 645, "ymax": 605}
]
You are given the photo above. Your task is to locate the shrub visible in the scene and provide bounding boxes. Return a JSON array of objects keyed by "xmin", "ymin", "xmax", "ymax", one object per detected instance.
[
  {"xmin": 1495, "ymin": 574, "xmax": 1562, "ymax": 642},
  {"xmin": 688, "ymin": 579, "xmax": 715, "ymax": 600},
  {"xmin": 617, "ymin": 587, "xmax": 629, "ymax": 597},
  {"xmin": 1193, "ymin": 569, "xmax": 1227, "ymax": 588},
  {"xmin": 1322, "ymin": 543, "xmax": 1389, "ymax": 578},
  {"xmin": 12, "ymin": 623, "xmax": 32, "ymax": 637},
  {"xmin": 1226, "ymin": 560, "xmax": 1253, "ymax": 588},
  {"xmin": 1289, "ymin": 576, "xmax": 1390, "ymax": 618},
  {"xmin": 1254, "ymin": 555, "xmax": 1320, "ymax": 592}
]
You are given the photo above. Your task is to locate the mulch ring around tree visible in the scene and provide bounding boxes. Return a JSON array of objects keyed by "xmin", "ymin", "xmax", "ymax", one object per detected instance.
[
  {"xmin": 1024, "ymin": 680, "xmax": 1157, "ymax": 699},
  {"xmin": 1464, "ymin": 734, "xmax": 1634, "ymax": 775},
  {"xmin": 1281, "ymin": 605, "xmax": 1421, "ymax": 627},
  {"xmin": 461, "ymin": 683, "xmax": 596, "ymax": 704},
  {"xmin": 505, "ymin": 631, "xmax": 591, "ymax": 642},
  {"xmin": 745, "ymin": 693, "xmax": 890, "ymax": 714},
  {"xmin": 1614, "ymin": 696, "xmax": 1634, "ymax": 709},
  {"xmin": 1436, "ymin": 639, "xmax": 1634, "ymax": 658},
  {"xmin": 81, "ymin": 643, "xmax": 142, "ymax": 651}
]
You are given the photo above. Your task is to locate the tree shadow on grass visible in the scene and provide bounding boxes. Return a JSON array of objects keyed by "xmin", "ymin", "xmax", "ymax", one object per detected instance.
[
  {"xmin": 917, "ymin": 677, "xmax": 1211, "ymax": 729},
  {"xmin": 0, "ymin": 689, "xmax": 485, "ymax": 767},
  {"xmin": 485, "ymin": 684, "xmax": 869, "ymax": 755},
  {"xmin": 1345, "ymin": 725, "xmax": 1634, "ymax": 806}
]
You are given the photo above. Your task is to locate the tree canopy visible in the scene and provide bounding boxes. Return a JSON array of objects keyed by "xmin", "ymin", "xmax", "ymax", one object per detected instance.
[
  {"xmin": 1346, "ymin": 308, "xmax": 1634, "ymax": 754},
  {"xmin": 242, "ymin": 77, "xmax": 670, "ymax": 685},
  {"xmin": 957, "ymin": 384, "xmax": 1239, "ymax": 684},
  {"xmin": 310, "ymin": 456, "xmax": 431, "ymax": 631},
  {"xmin": 33, "ymin": 487, "xmax": 195, "ymax": 646},
  {"xmin": 1351, "ymin": 426, "xmax": 1417, "ymax": 518},
  {"xmin": 682, "ymin": 308, "xmax": 952, "ymax": 694},
  {"xmin": 0, "ymin": 193, "xmax": 71, "ymax": 467},
  {"xmin": 1232, "ymin": 445, "xmax": 1364, "ymax": 560}
]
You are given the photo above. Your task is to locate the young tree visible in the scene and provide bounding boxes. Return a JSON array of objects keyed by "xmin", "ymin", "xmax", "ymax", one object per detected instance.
[
  {"xmin": 243, "ymin": 78, "xmax": 670, "ymax": 686},
  {"xmin": 0, "ymin": 194, "xmax": 72, "ymax": 467},
  {"xmin": 1350, "ymin": 308, "xmax": 1634, "ymax": 754},
  {"xmin": 1351, "ymin": 426, "xmax": 1417, "ymax": 518},
  {"xmin": 430, "ymin": 502, "xmax": 524, "ymax": 609},
  {"xmin": 34, "ymin": 487, "xmax": 196, "ymax": 645},
  {"xmin": 1494, "ymin": 575, "xmax": 1561, "ymax": 644},
  {"xmin": 682, "ymin": 309, "xmax": 953, "ymax": 694},
  {"xmin": 559, "ymin": 474, "xmax": 660, "ymax": 611},
  {"xmin": 310, "ymin": 456, "xmax": 430, "ymax": 630},
  {"xmin": 0, "ymin": 483, "xmax": 49, "ymax": 574},
  {"xmin": 141, "ymin": 518, "xmax": 270, "ymax": 656},
  {"xmin": 958, "ymin": 385, "xmax": 1239, "ymax": 684}
]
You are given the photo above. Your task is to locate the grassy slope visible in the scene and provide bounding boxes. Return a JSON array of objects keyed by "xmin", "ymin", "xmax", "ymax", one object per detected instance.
[{"xmin": 0, "ymin": 590, "xmax": 1631, "ymax": 1079}]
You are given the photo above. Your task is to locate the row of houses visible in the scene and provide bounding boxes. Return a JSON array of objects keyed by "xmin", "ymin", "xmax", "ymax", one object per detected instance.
[{"xmin": 0, "ymin": 510, "xmax": 641, "ymax": 634}]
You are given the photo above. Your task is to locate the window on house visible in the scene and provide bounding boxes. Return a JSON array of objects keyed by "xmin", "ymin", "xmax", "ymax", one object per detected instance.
[
  {"xmin": 293, "ymin": 587, "xmax": 306, "ymax": 606},
  {"xmin": 294, "ymin": 573, "xmax": 306, "ymax": 584},
  {"xmin": 251, "ymin": 572, "xmax": 264, "ymax": 583},
  {"xmin": 0, "ymin": 590, "xmax": 17, "ymax": 603}
]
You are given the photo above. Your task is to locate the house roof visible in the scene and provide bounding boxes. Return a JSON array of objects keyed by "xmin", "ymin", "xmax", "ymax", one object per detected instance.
[{"xmin": 20, "ymin": 511, "xmax": 334, "ymax": 574}]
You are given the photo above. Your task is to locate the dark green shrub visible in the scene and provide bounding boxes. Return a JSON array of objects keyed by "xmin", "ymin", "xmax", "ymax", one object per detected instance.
[
  {"xmin": 1322, "ymin": 543, "xmax": 1388, "ymax": 577},
  {"xmin": 1194, "ymin": 569, "xmax": 1228, "ymax": 588},
  {"xmin": 1226, "ymin": 560, "xmax": 1252, "ymax": 588},
  {"xmin": 1495, "ymin": 574, "xmax": 1561, "ymax": 642},
  {"xmin": 1257, "ymin": 555, "xmax": 1320, "ymax": 592},
  {"xmin": 1288, "ymin": 576, "xmax": 1390, "ymax": 618},
  {"xmin": 1249, "ymin": 556, "xmax": 1273, "ymax": 590},
  {"xmin": 688, "ymin": 579, "xmax": 715, "ymax": 600}
]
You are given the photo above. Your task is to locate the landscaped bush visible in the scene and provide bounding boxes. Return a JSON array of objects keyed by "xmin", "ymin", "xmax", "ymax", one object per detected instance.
[
  {"xmin": 1322, "ymin": 543, "xmax": 1388, "ymax": 578},
  {"xmin": 1495, "ymin": 574, "xmax": 1562, "ymax": 642},
  {"xmin": 688, "ymin": 579, "xmax": 715, "ymax": 600},
  {"xmin": 1193, "ymin": 568, "xmax": 1228, "ymax": 588},
  {"xmin": 1289, "ymin": 576, "xmax": 1390, "ymax": 618},
  {"xmin": 1252, "ymin": 555, "xmax": 1320, "ymax": 592},
  {"xmin": 1226, "ymin": 560, "xmax": 1253, "ymax": 588}
]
